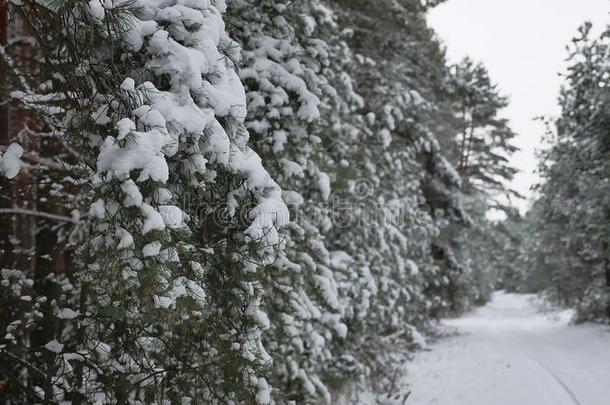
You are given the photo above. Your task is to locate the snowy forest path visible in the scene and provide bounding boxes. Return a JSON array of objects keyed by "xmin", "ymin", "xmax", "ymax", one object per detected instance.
[{"xmin": 403, "ymin": 292, "xmax": 610, "ymax": 405}]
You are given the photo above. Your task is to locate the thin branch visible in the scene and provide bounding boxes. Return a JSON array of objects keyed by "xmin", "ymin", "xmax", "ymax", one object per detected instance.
[
  {"xmin": 0, "ymin": 208, "xmax": 78, "ymax": 223},
  {"xmin": 0, "ymin": 43, "xmax": 32, "ymax": 93}
]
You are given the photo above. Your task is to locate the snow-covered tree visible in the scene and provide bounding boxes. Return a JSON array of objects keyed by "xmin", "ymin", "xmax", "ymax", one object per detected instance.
[
  {"xmin": 225, "ymin": 1, "xmax": 346, "ymax": 401},
  {"xmin": 0, "ymin": 0, "xmax": 523, "ymax": 402},
  {"xmin": 317, "ymin": 0, "xmax": 471, "ymax": 398},
  {"xmin": 523, "ymin": 22, "xmax": 610, "ymax": 323},
  {"xmin": 2, "ymin": 0, "xmax": 287, "ymax": 402},
  {"xmin": 447, "ymin": 58, "xmax": 519, "ymax": 204}
]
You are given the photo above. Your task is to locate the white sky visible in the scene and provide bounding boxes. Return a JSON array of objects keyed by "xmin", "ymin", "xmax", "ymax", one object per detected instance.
[{"xmin": 429, "ymin": 0, "xmax": 609, "ymax": 212}]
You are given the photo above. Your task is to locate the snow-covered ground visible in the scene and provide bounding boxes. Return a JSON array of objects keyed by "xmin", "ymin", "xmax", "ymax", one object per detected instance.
[{"xmin": 405, "ymin": 292, "xmax": 610, "ymax": 405}]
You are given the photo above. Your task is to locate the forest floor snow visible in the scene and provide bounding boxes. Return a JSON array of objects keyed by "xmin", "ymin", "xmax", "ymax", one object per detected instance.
[{"xmin": 403, "ymin": 291, "xmax": 610, "ymax": 405}]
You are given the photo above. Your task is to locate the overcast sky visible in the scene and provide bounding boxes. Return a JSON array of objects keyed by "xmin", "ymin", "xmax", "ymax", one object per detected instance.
[{"xmin": 429, "ymin": 0, "xmax": 609, "ymax": 212}]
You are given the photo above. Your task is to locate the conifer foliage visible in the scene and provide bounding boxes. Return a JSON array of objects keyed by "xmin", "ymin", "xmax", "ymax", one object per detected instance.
[
  {"xmin": 520, "ymin": 23, "xmax": 610, "ymax": 323},
  {"xmin": 0, "ymin": 0, "xmax": 520, "ymax": 402}
]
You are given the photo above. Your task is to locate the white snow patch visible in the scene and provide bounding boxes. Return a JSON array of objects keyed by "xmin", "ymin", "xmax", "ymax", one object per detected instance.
[
  {"xmin": 403, "ymin": 292, "xmax": 610, "ymax": 405},
  {"xmin": 142, "ymin": 241, "xmax": 162, "ymax": 257},
  {"xmin": 318, "ymin": 171, "xmax": 331, "ymax": 201},
  {"xmin": 44, "ymin": 340, "xmax": 64, "ymax": 353},
  {"xmin": 56, "ymin": 308, "xmax": 78, "ymax": 320},
  {"xmin": 89, "ymin": 199, "xmax": 106, "ymax": 219},
  {"xmin": 255, "ymin": 378, "xmax": 271, "ymax": 404},
  {"xmin": 140, "ymin": 204, "xmax": 165, "ymax": 234},
  {"xmin": 0, "ymin": 143, "xmax": 23, "ymax": 178}
]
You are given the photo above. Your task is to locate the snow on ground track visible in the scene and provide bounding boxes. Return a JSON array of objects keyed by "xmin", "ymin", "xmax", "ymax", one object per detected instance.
[{"xmin": 405, "ymin": 292, "xmax": 610, "ymax": 405}]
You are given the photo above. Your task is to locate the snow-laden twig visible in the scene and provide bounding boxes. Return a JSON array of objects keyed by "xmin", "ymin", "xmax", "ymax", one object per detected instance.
[
  {"xmin": 0, "ymin": 44, "xmax": 32, "ymax": 93},
  {"xmin": 0, "ymin": 208, "xmax": 78, "ymax": 223}
]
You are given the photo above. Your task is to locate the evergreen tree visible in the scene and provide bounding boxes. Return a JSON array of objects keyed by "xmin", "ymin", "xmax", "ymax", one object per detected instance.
[
  {"xmin": 435, "ymin": 58, "xmax": 520, "ymax": 306},
  {"xmin": 2, "ymin": 0, "xmax": 287, "ymax": 401},
  {"xmin": 0, "ymin": 0, "xmax": 524, "ymax": 402},
  {"xmin": 319, "ymin": 0, "xmax": 470, "ymax": 398},
  {"xmin": 523, "ymin": 23, "xmax": 610, "ymax": 323},
  {"xmin": 225, "ymin": 1, "xmax": 345, "ymax": 401},
  {"xmin": 447, "ymin": 58, "xmax": 519, "ymax": 205}
]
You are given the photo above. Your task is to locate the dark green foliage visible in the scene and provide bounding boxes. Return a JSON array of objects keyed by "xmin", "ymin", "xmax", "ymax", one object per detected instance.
[{"xmin": 519, "ymin": 23, "xmax": 610, "ymax": 323}]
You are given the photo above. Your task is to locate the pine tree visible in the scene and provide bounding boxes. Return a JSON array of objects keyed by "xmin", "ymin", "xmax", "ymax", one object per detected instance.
[
  {"xmin": 0, "ymin": 0, "xmax": 525, "ymax": 402},
  {"xmin": 2, "ymin": 0, "xmax": 288, "ymax": 401},
  {"xmin": 432, "ymin": 58, "xmax": 520, "ymax": 307},
  {"xmin": 319, "ymin": 0, "xmax": 469, "ymax": 398},
  {"xmin": 523, "ymin": 23, "xmax": 610, "ymax": 323},
  {"xmin": 447, "ymin": 58, "xmax": 519, "ymax": 206},
  {"xmin": 225, "ymin": 1, "xmax": 346, "ymax": 401}
]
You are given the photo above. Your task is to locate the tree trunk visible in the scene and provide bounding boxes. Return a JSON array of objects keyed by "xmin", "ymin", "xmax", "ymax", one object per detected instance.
[{"xmin": 0, "ymin": 0, "xmax": 9, "ymax": 145}]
